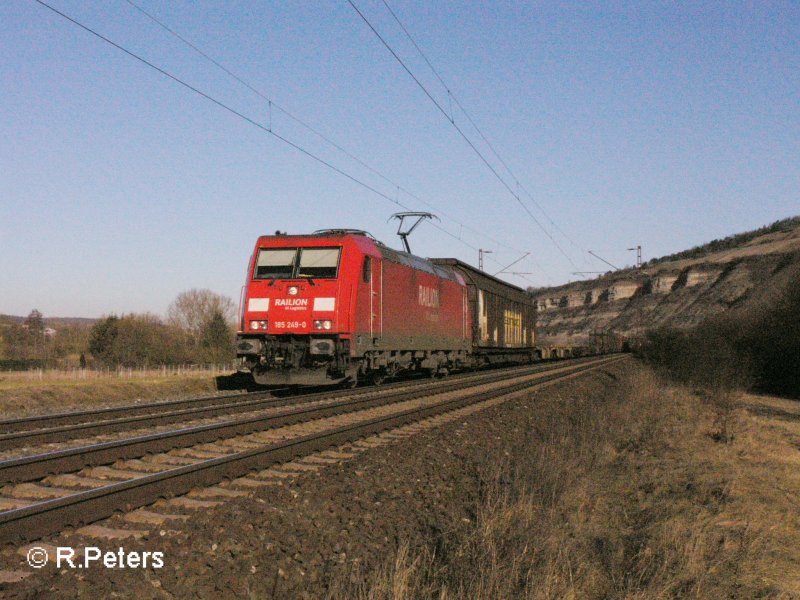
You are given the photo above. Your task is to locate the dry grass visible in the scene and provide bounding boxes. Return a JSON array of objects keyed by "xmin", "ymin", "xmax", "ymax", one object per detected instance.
[
  {"xmin": 329, "ymin": 366, "xmax": 800, "ymax": 599},
  {"xmin": 0, "ymin": 364, "xmax": 233, "ymax": 386},
  {"xmin": 0, "ymin": 369, "xmax": 233, "ymax": 418}
]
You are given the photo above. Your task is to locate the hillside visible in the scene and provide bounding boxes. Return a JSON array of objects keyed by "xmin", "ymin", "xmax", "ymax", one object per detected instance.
[
  {"xmin": 0, "ymin": 315, "xmax": 96, "ymax": 327},
  {"xmin": 533, "ymin": 217, "xmax": 800, "ymax": 345}
]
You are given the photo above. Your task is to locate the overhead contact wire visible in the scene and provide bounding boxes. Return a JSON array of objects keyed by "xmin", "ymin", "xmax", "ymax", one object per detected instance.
[
  {"xmin": 35, "ymin": 0, "xmax": 543, "ymax": 284},
  {"xmin": 33, "ymin": 1, "xmax": 483, "ymax": 257},
  {"xmin": 121, "ymin": 0, "xmax": 539, "ymax": 273},
  {"xmin": 349, "ymin": 0, "xmax": 577, "ymax": 269},
  {"xmin": 122, "ymin": 0, "xmax": 534, "ymax": 268},
  {"xmin": 379, "ymin": 0, "xmax": 584, "ymax": 256}
]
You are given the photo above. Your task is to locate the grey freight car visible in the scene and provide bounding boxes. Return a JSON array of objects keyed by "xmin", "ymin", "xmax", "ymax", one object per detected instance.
[{"xmin": 432, "ymin": 258, "xmax": 538, "ymax": 364}]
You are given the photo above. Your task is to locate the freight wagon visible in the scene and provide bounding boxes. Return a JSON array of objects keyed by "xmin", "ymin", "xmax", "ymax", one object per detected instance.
[{"xmin": 431, "ymin": 259, "xmax": 538, "ymax": 365}]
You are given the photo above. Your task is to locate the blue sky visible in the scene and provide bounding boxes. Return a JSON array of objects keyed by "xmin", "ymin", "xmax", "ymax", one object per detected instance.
[{"xmin": 1, "ymin": 1, "xmax": 798, "ymax": 318}]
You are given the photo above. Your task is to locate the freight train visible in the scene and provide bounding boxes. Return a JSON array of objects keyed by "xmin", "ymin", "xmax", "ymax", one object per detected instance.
[{"xmin": 235, "ymin": 229, "xmax": 542, "ymax": 385}]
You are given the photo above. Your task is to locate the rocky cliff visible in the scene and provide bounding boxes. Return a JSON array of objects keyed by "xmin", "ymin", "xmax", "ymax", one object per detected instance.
[{"xmin": 533, "ymin": 218, "xmax": 800, "ymax": 345}]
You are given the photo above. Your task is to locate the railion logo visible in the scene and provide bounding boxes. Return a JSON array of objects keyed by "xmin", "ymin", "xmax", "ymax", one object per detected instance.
[
  {"xmin": 418, "ymin": 285, "xmax": 439, "ymax": 308},
  {"xmin": 274, "ymin": 298, "xmax": 309, "ymax": 307}
]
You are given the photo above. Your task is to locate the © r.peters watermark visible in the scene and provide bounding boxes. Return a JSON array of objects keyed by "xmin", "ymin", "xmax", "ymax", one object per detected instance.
[{"xmin": 26, "ymin": 546, "xmax": 164, "ymax": 569}]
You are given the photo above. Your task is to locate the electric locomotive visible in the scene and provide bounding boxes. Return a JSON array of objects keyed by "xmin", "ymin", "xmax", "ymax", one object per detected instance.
[{"xmin": 236, "ymin": 229, "xmax": 538, "ymax": 385}]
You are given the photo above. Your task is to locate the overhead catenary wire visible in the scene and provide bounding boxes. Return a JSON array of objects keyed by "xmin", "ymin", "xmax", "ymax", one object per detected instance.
[
  {"xmin": 32, "ymin": 0, "xmax": 539, "ymax": 283},
  {"xmin": 379, "ymin": 0, "xmax": 585, "ymax": 255},
  {"xmin": 124, "ymin": 3, "xmax": 553, "ymax": 285},
  {"xmin": 492, "ymin": 252, "xmax": 529, "ymax": 277},
  {"xmin": 588, "ymin": 250, "xmax": 620, "ymax": 271},
  {"xmin": 122, "ymin": 0, "xmax": 545, "ymax": 282},
  {"xmin": 348, "ymin": 0, "xmax": 578, "ymax": 269}
]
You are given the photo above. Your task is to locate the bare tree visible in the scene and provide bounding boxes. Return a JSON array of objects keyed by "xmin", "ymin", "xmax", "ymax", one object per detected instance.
[
  {"xmin": 167, "ymin": 289, "xmax": 236, "ymax": 347},
  {"xmin": 24, "ymin": 309, "xmax": 45, "ymax": 336}
]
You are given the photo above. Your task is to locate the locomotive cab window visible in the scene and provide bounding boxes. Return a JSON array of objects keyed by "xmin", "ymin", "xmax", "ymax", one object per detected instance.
[
  {"xmin": 254, "ymin": 248, "xmax": 296, "ymax": 279},
  {"xmin": 298, "ymin": 247, "xmax": 341, "ymax": 279},
  {"xmin": 254, "ymin": 247, "xmax": 341, "ymax": 280}
]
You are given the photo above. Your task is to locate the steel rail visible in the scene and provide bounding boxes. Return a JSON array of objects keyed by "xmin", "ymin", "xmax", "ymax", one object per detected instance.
[
  {"xmin": 0, "ymin": 360, "xmax": 560, "ymax": 434},
  {"xmin": 0, "ymin": 355, "xmax": 624, "ymax": 545},
  {"xmin": 0, "ymin": 356, "xmax": 607, "ymax": 434},
  {"xmin": 0, "ymin": 357, "xmax": 603, "ymax": 451},
  {"xmin": 0, "ymin": 357, "xmax": 613, "ymax": 484},
  {"xmin": 0, "ymin": 388, "xmax": 263, "ymax": 434}
]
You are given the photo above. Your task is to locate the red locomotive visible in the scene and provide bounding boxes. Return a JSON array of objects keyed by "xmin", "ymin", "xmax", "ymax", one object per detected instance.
[{"xmin": 236, "ymin": 229, "xmax": 538, "ymax": 385}]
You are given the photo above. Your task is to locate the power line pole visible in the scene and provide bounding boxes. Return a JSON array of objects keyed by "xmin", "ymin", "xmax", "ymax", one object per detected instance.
[
  {"xmin": 479, "ymin": 249, "xmax": 493, "ymax": 271},
  {"xmin": 627, "ymin": 245, "xmax": 642, "ymax": 268}
]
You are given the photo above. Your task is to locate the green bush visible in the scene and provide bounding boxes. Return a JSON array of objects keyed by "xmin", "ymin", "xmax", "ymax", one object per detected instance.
[{"xmin": 88, "ymin": 313, "xmax": 190, "ymax": 368}]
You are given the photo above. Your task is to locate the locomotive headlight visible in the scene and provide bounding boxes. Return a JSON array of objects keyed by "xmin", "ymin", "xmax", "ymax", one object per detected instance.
[
  {"xmin": 250, "ymin": 320, "xmax": 259, "ymax": 330},
  {"xmin": 260, "ymin": 320, "xmax": 268, "ymax": 329},
  {"xmin": 313, "ymin": 320, "xmax": 333, "ymax": 330},
  {"xmin": 250, "ymin": 320, "xmax": 268, "ymax": 330}
]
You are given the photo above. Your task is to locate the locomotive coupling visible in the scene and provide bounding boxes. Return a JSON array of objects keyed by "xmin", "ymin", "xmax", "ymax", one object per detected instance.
[{"xmin": 236, "ymin": 338, "xmax": 262, "ymax": 355}]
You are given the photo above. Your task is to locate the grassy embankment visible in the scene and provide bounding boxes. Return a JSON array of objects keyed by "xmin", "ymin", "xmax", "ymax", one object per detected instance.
[
  {"xmin": 0, "ymin": 368, "xmax": 236, "ymax": 418},
  {"xmin": 330, "ymin": 366, "xmax": 799, "ymax": 599},
  {"xmin": 333, "ymin": 268, "xmax": 800, "ymax": 599}
]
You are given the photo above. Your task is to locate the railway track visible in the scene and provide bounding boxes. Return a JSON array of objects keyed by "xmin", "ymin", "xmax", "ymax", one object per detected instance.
[
  {"xmin": 0, "ymin": 388, "xmax": 270, "ymax": 435},
  {"xmin": 0, "ymin": 360, "xmax": 599, "ymax": 484},
  {"xmin": 0, "ymin": 355, "xmax": 624, "ymax": 546},
  {"xmin": 0, "ymin": 357, "xmax": 603, "ymax": 452}
]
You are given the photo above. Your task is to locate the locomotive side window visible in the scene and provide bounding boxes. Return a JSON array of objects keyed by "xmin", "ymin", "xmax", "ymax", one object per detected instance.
[
  {"xmin": 297, "ymin": 247, "xmax": 341, "ymax": 279},
  {"xmin": 362, "ymin": 256, "xmax": 372, "ymax": 282},
  {"xmin": 254, "ymin": 248, "xmax": 296, "ymax": 279}
]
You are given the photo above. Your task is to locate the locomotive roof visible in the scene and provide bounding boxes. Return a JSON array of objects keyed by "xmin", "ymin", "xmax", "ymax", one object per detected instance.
[
  {"xmin": 261, "ymin": 232, "xmax": 528, "ymax": 288},
  {"xmin": 257, "ymin": 231, "xmax": 461, "ymax": 280},
  {"xmin": 377, "ymin": 246, "xmax": 460, "ymax": 281},
  {"xmin": 262, "ymin": 230, "xmax": 375, "ymax": 239}
]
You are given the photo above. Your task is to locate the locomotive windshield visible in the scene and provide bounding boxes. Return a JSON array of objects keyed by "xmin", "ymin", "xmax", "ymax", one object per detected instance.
[
  {"xmin": 254, "ymin": 248, "xmax": 296, "ymax": 279},
  {"xmin": 298, "ymin": 248, "xmax": 340, "ymax": 278},
  {"xmin": 254, "ymin": 247, "xmax": 341, "ymax": 280}
]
